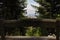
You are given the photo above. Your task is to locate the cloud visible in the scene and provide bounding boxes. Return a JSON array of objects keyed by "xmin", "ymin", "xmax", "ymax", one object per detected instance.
[
  {"xmin": 27, "ymin": 4, "xmax": 35, "ymax": 10},
  {"xmin": 27, "ymin": 0, "xmax": 40, "ymax": 7}
]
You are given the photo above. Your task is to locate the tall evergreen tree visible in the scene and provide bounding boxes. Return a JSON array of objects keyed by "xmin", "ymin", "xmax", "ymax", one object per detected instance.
[
  {"xmin": 0, "ymin": 0, "xmax": 26, "ymax": 19},
  {"xmin": 34, "ymin": 0, "xmax": 60, "ymax": 19},
  {"xmin": 0, "ymin": 0, "xmax": 27, "ymax": 36}
]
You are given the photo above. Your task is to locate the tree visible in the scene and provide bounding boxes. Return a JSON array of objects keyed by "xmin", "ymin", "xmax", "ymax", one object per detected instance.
[
  {"xmin": 0, "ymin": 0, "xmax": 27, "ymax": 36},
  {"xmin": 34, "ymin": 0, "xmax": 60, "ymax": 19},
  {"xmin": 0, "ymin": 0, "xmax": 26, "ymax": 19}
]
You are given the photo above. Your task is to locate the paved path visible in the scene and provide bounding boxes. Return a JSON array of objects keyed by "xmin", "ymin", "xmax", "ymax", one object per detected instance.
[{"xmin": 0, "ymin": 36, "xmax": 57, "ymax": 40}]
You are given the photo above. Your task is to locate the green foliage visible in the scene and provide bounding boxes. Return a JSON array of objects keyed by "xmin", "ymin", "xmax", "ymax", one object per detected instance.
[
  {"xmin": 34, "ymin": 0, "xmax": 60, "ymax": 19},
  {"xmin": 12, "ymin": 28, "xmax": 20, "ymax": 36},
  {"xmin": 40, "ymin": 28, "xmax": 48, "ymax": 36},
  {"xmin": 25, "ymin": 27, "xmax": 33, "ymax": 36},
  {"xmin": 5, "ymin": 28, "xmax": 21, "ymax": 36},
  {"xmin": 25, "ymin": 26, "xmax": 41, "ymax": 36},
  {"xmin": 32, "ymin": 27, "xmax": 41, "ymax": 36},
  {"xmin": 0, "ymin": 0, "xmax": 26, "ymax": 19}
]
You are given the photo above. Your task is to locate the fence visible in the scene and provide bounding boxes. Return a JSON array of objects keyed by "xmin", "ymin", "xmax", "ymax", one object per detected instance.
[{"xmin": 0, "ymin": 18, "xmax": 60, "ymax": 40}]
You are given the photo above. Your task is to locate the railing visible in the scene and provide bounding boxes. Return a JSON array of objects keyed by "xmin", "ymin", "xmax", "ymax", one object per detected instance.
[
  {"xmin": 0, "ymin": 36, "xmax": 57, "ymax": 40},
  {"xmin": 0, "ymin": 18, "xmax": 60, "ymax": 40}
]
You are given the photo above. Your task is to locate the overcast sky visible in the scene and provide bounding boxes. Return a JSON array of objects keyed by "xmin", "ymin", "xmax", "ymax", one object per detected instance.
[{"xmin": 25, "ymin": 0, "xmax": 39, "ymax": 18}]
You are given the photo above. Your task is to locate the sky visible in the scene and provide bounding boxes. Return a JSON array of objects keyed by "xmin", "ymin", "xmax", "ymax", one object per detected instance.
[{"xmin": 25, "ymin": 0, "xmax": 39, "ymax": 18}]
